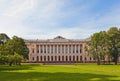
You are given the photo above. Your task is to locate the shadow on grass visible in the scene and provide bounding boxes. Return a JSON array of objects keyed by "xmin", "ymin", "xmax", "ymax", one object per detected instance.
[
  {"xmin": 0, "ymin": 65, "xmax": 32, "ymax": 71},
  {"xmin": 0, "ymin": 72, "xmax": 119, "ymax": 81}
]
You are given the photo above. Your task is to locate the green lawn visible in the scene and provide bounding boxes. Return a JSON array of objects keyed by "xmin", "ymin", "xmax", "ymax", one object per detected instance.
[{"xmin": 0, "ymin": 64, "xmax": 120, "ymax": 81}]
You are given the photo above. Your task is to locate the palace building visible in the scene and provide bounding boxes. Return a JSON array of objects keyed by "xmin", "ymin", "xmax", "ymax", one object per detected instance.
[{"xmin": 25, "ymin": 36, "xmax": 93, "ymax": 63}]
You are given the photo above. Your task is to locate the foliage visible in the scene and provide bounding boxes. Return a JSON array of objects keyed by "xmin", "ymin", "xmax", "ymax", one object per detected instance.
[
  {"xmin": 7, "ymin": 52, "xmax": 23, "ymax": 66},
  {"xmin": 85, "ymin": 27, "xmax": 120, "ymax": 65},
  {"xmin": 0, "ymin": 33, "xmax": 10, "ymax": 44},
  {"xmin": 107, "ymin": 27, "xmax": 120, "ymax": 64},
  {"xmin": 6, "ymin": 36, "xmax": 29, "ymax": 59},
  {"xmin": 0, "ymin": 33, "xmax": 29, "ymax": 66}
]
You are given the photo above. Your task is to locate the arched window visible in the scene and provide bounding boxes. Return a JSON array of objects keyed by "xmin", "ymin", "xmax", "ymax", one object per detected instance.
[
  {"xmin": 77, "ymin": 56, "xmax": 79, "ymax": 61},
  {"xmin": 32, "ymin": 57, "xmax": 34, "ymax": 61},
  {"xmin": 37, "ymin": 50, "xmax": 39, "ymax": 53},
  {"xmin": 37, "ymin": 56, "xmax": 39, "ymax": 62},
  {"xmin": 32, "ymin": 49, "xmax": 34, "ymax": 54},
  {"xmin": 59, "ymin": 56, "xmax": 60, "ymax": 61},
  {"xmin": 48, "ymin": 56, "xmax": 50, "ymax": 61},
  {"xmin": 51, "ymin": 56, "xmax": 53, "ymax": 61},
  {"xmin": 62, "ymin": 56, "xmax": 64, "ymax": 61},
  {"xmin": 44, "ymin": 56, "xmax": 46, "ymax": 61},
  {"xmin": 69, "ymin": 56, "xmax": 71, "ymax": 61},
  {"xmin": 55, "ymin": 56, "xmax": 57, "ymax": 61},
  {"xmin": 40, "ymin": 56, "xmax": 42, "ymax": 61},
  {"xmin": 73, "ymin": 56, "xmax": 75, "ymax": 61},
  {"xmin": 85, "ymin": 57, "xmax": 87, "ymax": 62},
  {"xmin": 66, "ymin": 56, "xmax": 68, "ymax": 61},
  {"xmin": 80, "ymin": 56, "xmax": 82, "ymax": 61},
  {"xmin": 90, "ymin": 57, "xmax": 91, "ymax": 61}
]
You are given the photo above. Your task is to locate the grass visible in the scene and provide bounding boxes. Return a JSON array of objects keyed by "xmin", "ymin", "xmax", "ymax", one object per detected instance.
[{"xmin": 0, "ymin": 64, "xmax": 120, "ymax": 81}]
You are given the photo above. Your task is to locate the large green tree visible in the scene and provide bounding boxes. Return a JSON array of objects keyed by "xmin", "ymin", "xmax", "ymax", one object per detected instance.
[
  {"xmin": 85, "ymin": 27, "xmax": 120, "ymax": 65},
  {"xmin": 6, "ymin": 36, "xmax": 29, "ymax": 59},
  {"xmin": 0, "ymin": 33, "xmax": 29, "ymax": 66},
  {"xmin": 0, "ymin": 33, "xmax": 10, "ymax": 64},
  {"xmin": 107, "ymin": 27, "xmax": 120, "ymax": 65},
  {"xmin": 89, "ymin": 31, "xmax": 108, "ymax": 65}
]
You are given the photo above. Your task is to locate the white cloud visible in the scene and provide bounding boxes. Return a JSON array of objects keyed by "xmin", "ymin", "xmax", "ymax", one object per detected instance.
[
  {"xmin": 0, "ymin": 0, "xmax": 37, "ymax": 37},
  {"xmin": 0, "ymin": 0, "xmax": 120, "ymax": 39}
]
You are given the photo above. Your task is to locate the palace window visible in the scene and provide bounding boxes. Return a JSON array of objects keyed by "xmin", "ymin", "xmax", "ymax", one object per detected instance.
[
  {"xmin": 59, "ymin": 56, "xmax": 60, "ymax": 61},
  {"xmin": 77, "ymin": 56, "xmax": 78, "ymax": 61},
  {"xmin": 62, "ymin": 56, "xmax": 64, "ymax": 61},
  {"xmin": 32, "ymin": 49, "xmax": 34, "ymax": 54},
  {"xmin": 41, "ymin": 50, "xmax": 43, "ymax": 53},
  {"xmin": 51, "ymin": 49, "xmax": 53, "ymax": 53},
  {"xmin": 51, "ymin": 56, "xmax": 53, "ymax": 61},
  {"xmin": 48, "ymin": 49, "xmax": 49, "ymax": 53},
  {"xmin": 76, "ymin": 49, "xmax": 78, "ymax": 53},
  {"xmin": 80, "ymin": 56, "xmax": 82, "ymax": 61},
  {"xmin": 44, "ymin": 56, "xmax": 46, "ymax": 61},
  {"xmin": 58, "ymin": 49, "xmax": 60, "ymax": 53},
  {"xmin": 48, "ymin": 56, "xmax": 50, "ymax": 61},
  {"xmin": 32, "ymin": 57, "xmax": 34, "ymax": 61},
  {"xmin": 66, "ymin": 56, "xmax": 68, "ymax": 61},
  {"xmin": 37, "ymin": 56, "xmax": 39, "ymax": 61},
  {"xmin": 40, "ymin": 56, "xmax": 42, "ymax": 61},
  {"xmin": 73, "ymin": 56, "xmax": 75, "ymax": 61},
  {"xmin": 55, "ymin": 56, "xmax": 57, "ymax": 61},
  {"xmin": 37, "ymin": 50, "xmax": 39, "ymax": 53},
  {"xmin": 69, "ymin": 56, "xmax": 71, "ymax": 61},
  {"xmin": 80, "ymin": 49, "xmax": 82, "ymax": 53},
  {"xmin": 90, "ymin": 57, "xmax": 91, "ymax": 61}
]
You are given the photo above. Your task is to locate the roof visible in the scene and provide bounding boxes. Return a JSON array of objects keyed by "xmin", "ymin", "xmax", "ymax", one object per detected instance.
[{"xmin": 24, "ymin": 36, "xmax": 86, "ymax": 43}]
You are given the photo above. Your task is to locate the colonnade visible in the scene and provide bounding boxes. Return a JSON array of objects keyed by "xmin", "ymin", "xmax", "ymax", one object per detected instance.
[{"xmin": 34, "ymin": 44, "xmax": 83, "ymax": 54}]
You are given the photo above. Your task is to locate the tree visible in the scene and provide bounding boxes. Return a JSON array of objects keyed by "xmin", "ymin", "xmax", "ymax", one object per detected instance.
[
  {"xmin": 0, "ymin": 33, "xmax": 10, "ymax": 64},
  {"xmin": 0, "ymin": 33, "xmax": 10, "ymax": 44},
  {"xmin": 6, "ymin": 36, "xmax": 29, "ymax": 60},
  {"xmin": 86, "ymin": 31, "xmax": 109, "ymax": 65},
  {"xmin": 0, "ymin": 33, "xmax": 29, "ymax": 66},
  {"xmin": 85, "ymin": 27, "xmax": 120, "ymax": 65},
  {"xmin": 7, "ymin": 52, "xmax": 23, "ymax": 66},
  {"xmin": 107, "ymin": 27, "xmax": 120, "ymax": 65}
]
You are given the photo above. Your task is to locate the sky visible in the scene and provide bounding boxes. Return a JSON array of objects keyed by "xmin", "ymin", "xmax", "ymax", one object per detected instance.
[{"xmin": 0, "ymin": 0, "xmax": 120, "ymax": 39}]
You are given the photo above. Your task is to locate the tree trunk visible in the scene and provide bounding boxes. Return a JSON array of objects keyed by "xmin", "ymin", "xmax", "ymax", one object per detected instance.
[
  {"xmin": 114, "ymin": 48, "xmax": 118, "ymax": 65},
  {"xmin": 97, "ymin": 57, "xmax": 100, "ymax": 65},
  {"xmin": 9, "ymin": 62, "xmax": 12, "ymax": 66}
]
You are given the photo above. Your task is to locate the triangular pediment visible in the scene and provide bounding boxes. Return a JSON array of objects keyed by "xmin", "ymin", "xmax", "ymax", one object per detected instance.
[
  {"xmin": 54, "ymin": 36, "xmax": 65, "ymax": 39},
  {"xmin": 48, "ymin": 36, "xmax": 69, "ymax": 42}
]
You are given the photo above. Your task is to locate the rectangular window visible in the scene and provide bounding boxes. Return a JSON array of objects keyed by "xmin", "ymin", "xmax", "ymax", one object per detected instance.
[
  {"xmin": 32, "ymin": 57, "xmax": 34, "ymax": 61},
  {"xmin": 80, "ymin": 49, "xmax": 82, "ymax": 53},
  {"xmin": 32, "ymin": 49, "xmax": 34, "ymax": 54}
]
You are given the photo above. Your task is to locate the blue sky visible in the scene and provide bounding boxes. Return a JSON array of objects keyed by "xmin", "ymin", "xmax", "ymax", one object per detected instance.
[{"xmin": 0, "ymin": 0, "xmax": 120, "ymax": 39}]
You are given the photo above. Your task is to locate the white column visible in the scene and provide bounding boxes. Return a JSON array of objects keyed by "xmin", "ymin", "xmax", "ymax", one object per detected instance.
[
  {"xmin": 64, "ymin": 45, "xmax": 66, "ymax": 54},
  {"xmin": 71, "ymin": 44, "xmax": 73, "ymax": 54},
  {"xmin": 67, "ymin": 44, "xmax": 70, "ymax": 54},
  {"xmin": 39, "ymin": 45, "xmax": 40, "ymax": 54},
  {"xmin": 53, "ymin": 45, "xmax": 55, "ymax": 54},
  {"xmin": 56, "ymin": 45, "xmax": 58, "ymax": 54},
  {"xmin": 42, "ymin": 45, "xmax": 44, "ymax": 54},
  {"xmin": 78, "ymin": 44, "xmax": 80, "ymax": 54},
  {"xmin": 75, "ymin": 44, "xmax": 76, "ymax": 54}
]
